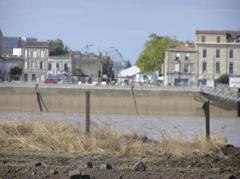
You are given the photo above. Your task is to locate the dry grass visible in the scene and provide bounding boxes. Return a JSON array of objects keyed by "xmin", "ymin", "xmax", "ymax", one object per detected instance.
[{"xmin": 0, "ymin": 120, "xmax": 226, "ymax": 157}]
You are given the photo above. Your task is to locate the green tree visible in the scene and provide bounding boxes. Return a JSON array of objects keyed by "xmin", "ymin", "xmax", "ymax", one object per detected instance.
[
  {"xmin": 216, "ymin": 74, "xmax": 229, "ymax": 84},
  {"xmin": 136, "ymin": 33, "xmax": 192, "ymax": 73},
  {"xmin": 124, "ymin": 60, "xmax": 132, "ymax": 69},
  {"xmin": 49, "ymin": 39, "xmax": 68, "ymax": 56},
  {"xmin": 10, "ymin": 66, "xmax": 22, "ymax": 75}
]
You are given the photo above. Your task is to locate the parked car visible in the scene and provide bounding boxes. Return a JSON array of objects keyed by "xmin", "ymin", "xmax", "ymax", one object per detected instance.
[{"xmin": 44, "ymin": 79, "xmax": 58, "ymax": 84}]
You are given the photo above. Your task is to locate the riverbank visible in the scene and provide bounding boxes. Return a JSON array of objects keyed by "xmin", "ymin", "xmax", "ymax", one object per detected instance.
[{"xmin": 0, "ymin": 120, "xmax": 239, "ymax": 179}]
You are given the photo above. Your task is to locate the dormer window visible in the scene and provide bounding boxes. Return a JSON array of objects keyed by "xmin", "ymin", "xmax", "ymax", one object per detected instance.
[
  {"xmin": 175, "ymin": 53, "xmax": 180, "ymax": 60},
  {"xmin": 185, "ymin": 53, "xmax": 189, "ymax": 60}
]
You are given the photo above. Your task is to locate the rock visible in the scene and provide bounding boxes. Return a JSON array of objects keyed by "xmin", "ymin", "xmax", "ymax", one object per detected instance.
[
  {"xmin": 132, "ymin": 161, "xmax": 146, "ymax": 171},
  {"xmin": 228, "ymin": 175, "xmax": 237, "ymax": 179},
  {"xmin": 32, "ymin": 171, "xmax": 37, "ymax": 175},
  {"xmin": 49, "ymin": 169, "xmax": 58, "ymax": 175},
  {"xmin": 34, "ymin": 162, "xmax": 42, "ymax": 167},
  {"xmin": 99, "ymin": 163, "xmax": 112, "ymax": 170},
  {"xmin": 85, "ymin": 161, "xmax": 93, "ymax": 168},
  {"xmin": 69, "ymin": 169, "xmax": 82, "ymax": 179}
]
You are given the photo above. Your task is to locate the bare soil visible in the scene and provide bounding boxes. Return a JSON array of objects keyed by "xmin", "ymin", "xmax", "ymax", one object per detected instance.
[{"xmin": 0, "ymin": 145, "xmax": 239, "ymax": 179}]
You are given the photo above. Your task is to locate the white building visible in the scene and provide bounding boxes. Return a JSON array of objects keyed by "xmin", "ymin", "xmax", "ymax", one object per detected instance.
[{"xmin": 47, "ymin": 55, "xmax": 72, "ymax": 81}]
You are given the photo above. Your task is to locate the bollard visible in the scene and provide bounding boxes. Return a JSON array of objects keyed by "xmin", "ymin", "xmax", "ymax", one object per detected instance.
[
  {"xmin": 36, "ymin": 92, "xmax": 43, "ymax": 112},
  {"xmin": 85, "ymin": 91, "xmax": 90, "ymax": 133},
  {"xmin": 238, "ymin": 89, "xmax": 240, "ymax": 117},
  {"xmin": 35, "ymin": 84, "xmax": 43, "ymax": 112},
  {"xmin": 203, "ymin": 101, "xmax": 210, "ymax": 140}
]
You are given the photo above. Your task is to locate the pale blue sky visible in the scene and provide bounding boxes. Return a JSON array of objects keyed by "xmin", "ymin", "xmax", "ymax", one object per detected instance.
[{"xmin": 0, "ymin": 0, "xmax": 239, "ymax": 63}]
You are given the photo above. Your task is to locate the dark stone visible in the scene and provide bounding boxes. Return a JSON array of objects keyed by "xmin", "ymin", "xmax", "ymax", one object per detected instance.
[
  {"xmin": 132, "ymin": 161, "xmax": 147, "ymax": 171},
  {"xmin": 99, "ymin": 163, "xmax": 112, "ymax": 170},
  {"xmin": 82, "ymin": 175, "xmax": 91, "ymax": 179},
  {"xmin": 49, "ymin": 169, "xmax": 58, "ymax": 175},
  {"xmin": 85, "ymin": 161, "xmax": 93, "ymax": 168},
  {"xmin": 34, "ymin": 162, "xmax": 42, "ymax": 167},
  {"xmin": 228, "ymin": 175, "xmax": 237, "ymax": 179},
  {"xmin": 32, "ymin": 171, "xmax": 37, "ymax": 175}
]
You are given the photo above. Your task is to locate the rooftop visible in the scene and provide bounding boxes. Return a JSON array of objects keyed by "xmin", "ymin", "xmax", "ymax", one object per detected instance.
[
  {"xmin": 196, "ymin": 30, "xmax": 240, "ymax": 35},
  {"xmin": 166, "ymin": 44, "xmax": 196, "ymax": 52},
  {"xmin": 25, "ymin": 41, "xmax": 49, "ymax": 48}
]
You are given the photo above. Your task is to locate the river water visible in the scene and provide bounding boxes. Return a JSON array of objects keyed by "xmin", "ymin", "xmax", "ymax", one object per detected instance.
[{"xmin": 0, "ymin": 112, "xmax": 239, "ymax": 147}]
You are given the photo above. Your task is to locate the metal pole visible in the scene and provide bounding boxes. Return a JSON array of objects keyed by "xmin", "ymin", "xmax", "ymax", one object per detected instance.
[
  {"xmin": 238, "ymin": 89, "xmax": 240, "ymax": 117},
  {"xmin": 204, "ymin": 101, "xmax": 210, "ymax": 140},
  {"xmin": 85, "ymin": 91, "xmax": 90, "ymax": 133}
]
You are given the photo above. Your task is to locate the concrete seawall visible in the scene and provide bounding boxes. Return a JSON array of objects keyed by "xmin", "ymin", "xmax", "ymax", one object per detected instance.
[{"xmin": 0, "ymin": 87, "xmax": 237, "ymax": 117}]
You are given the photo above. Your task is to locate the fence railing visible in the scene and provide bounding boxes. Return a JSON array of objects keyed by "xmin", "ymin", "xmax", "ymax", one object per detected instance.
[{"xmin": 200, "ymin": 85, "xmax": 240, "ymax": 102}]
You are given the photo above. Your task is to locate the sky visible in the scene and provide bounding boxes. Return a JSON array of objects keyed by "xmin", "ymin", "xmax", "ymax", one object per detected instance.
[{"xmin": 0, "ymin": 0, "xmax": 240, "ymax": 63}]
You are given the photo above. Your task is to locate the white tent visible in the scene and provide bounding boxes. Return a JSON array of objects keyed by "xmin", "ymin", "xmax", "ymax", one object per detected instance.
[{"xmin": 118, "ymin": 65, "xmax": 140, "ymax": 78}]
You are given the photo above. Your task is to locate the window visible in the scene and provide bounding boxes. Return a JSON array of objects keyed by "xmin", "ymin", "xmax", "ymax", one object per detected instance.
[
  {"xmin": 40, "ymin": 61, "xmax": 43, "ymax": 70},
  {"xmin": 202, "ymin": 62, "xmax": 207, "ymax": 73},
  {"xmin": 201, "ymin": 36, "xmax": 206, "ymax": 42},
  {"xmin": 32, "ymin": 74, "xmax": 36, "ymax": 81},
  {"xmin": 217, "ymin": 36, "xmax": 221, "ymax": 43},
  {"xmin": 216, "ymin": 62, "xmax": 220, "ymax": 73},
  {"xmin": 25, "ymin": 50, "xmax": 28, "ymax": 58},
  {"xmin": 185, "ymin": 53, "xmax": 189, "ymax": 60},
  {"xmin": 216, "ymin": 49, "xmax": 220, "ymax": 58},
  {"xmin": 203, "ymin": 49, "xmax": 207, "ymax": 58},
  {"xmin": 184, "ymin": 63, "xmax": 189, "ymax": 73},
  {"xmin": 41, "ymin": 50, "xmax": 45, "ymax": 58},
  {"xmin": 24, "ymin": 61, "xmax": 28, "ymax": 69},
  {"xmin": 28, "ymin": 50, "xmax": 31, "ymax": 58},
  {"xmin": 33, "ymin": 50, "xmax": 37, "ymax": 58},
  {"xmin": 48, "ymin": 63, "xmax": 52, "ymax": 70},
  {"xmin": 175, "ymin": 53, "xmax": 180, "ymax": 60},
  {"xmin": 229, "ymin": 62, "xmax": 234, "ymax": 74},
  {"xmin": 237, "ymin": 36, "xmax": 240, "ymax": 43},
  {"xmin": 56, "ymin": 63, "xmax": 60, "ymax": 70},
  {"xmin": 229, "ymin": 49, "xmax": 234, "ymax": 58},
  {"xmin": 175, "ymin": 64, "xmax": 180, "ymax": 72},
  {"xmin": 24, "ymin": 74, "xmax": 28, "ymax": 82},
  {"xmin": 64, "ymin": 63, "xmax": 68, "ymax": 72}
]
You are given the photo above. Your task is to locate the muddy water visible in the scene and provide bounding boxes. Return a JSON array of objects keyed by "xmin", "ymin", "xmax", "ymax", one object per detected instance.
[{"xmin": 0, "ymin": 112, "xmax": 239, "ymax": 147}]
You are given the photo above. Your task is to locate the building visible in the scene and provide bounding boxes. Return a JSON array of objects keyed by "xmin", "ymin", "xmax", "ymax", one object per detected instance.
[
  {"xmin": 2, "ymin": 36, "xmax": 37, "ymax": 57},
  {"xmin": 47, "ymin": 55, "xmax": 72, "ymax": 81},
  {"xmin": 195, "ymin": 30, "xmax": 240, "ymax": 84},
  {"xmin": 71, "ymin": 52, "xmax": 102, "ymax": 82},
  {"xmin": 0, "ymin": 56, "xmax": 23, "ymax": 81},
  {"xmin": 164, "ymin": 44, "xmax": 197, "ymax": 86},
  {"xmin": 0, "ymin": 30, "xmax": 3, "ymax": 56},
  {"xmin": 23, "ymin": 41, "xmax": 49, "ymax": 82}
]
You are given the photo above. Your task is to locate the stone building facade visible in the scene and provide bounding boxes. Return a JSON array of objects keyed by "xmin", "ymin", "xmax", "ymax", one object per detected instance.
[
  {"xmin": 23, "ymin": 42, "xmax": 49, "ymax": 82},
  {"xmin": 47, "ymin": 55, "xmax": 72, "ymax": 81},
  {"xmin": 164, "ymin": 44, "xmax": 197, "ymax": 86},
  {"xmin": 195, "ymin": 30, "xmax": 240, "ymax": 83}
]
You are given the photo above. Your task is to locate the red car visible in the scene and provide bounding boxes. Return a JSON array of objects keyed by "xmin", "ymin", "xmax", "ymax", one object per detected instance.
[{"xmin": 44, "ymin": 79, "xmax": 58, "ymax": 84}]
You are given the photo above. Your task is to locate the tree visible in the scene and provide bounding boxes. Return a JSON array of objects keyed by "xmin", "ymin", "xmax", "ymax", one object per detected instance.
[
  {"xmin": 124, "ymin": 60, "xmax": 132, "ymax": 69},
  {"xmin": 49, "ymin": 39, "xmax": 68, "ymax": 56},
  {"xmin": 10, "ymin": 66, "xmax": 22, "ymax": 75},
  {"xmin": 136, "ymin": 33, "xmax": 192, "ymax": 73},
  {"xmin": 216, "ymin": 74, "xmax": 229, "ymax": 84},
  {"xmin": 10, "ymin": 66, "xmax": 22, "ymax": 81}
]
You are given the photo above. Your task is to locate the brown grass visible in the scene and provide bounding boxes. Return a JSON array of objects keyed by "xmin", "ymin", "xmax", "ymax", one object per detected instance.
[{"xmin": 0, "ymin": 120, "xmax": 226, "ymax": 157}]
